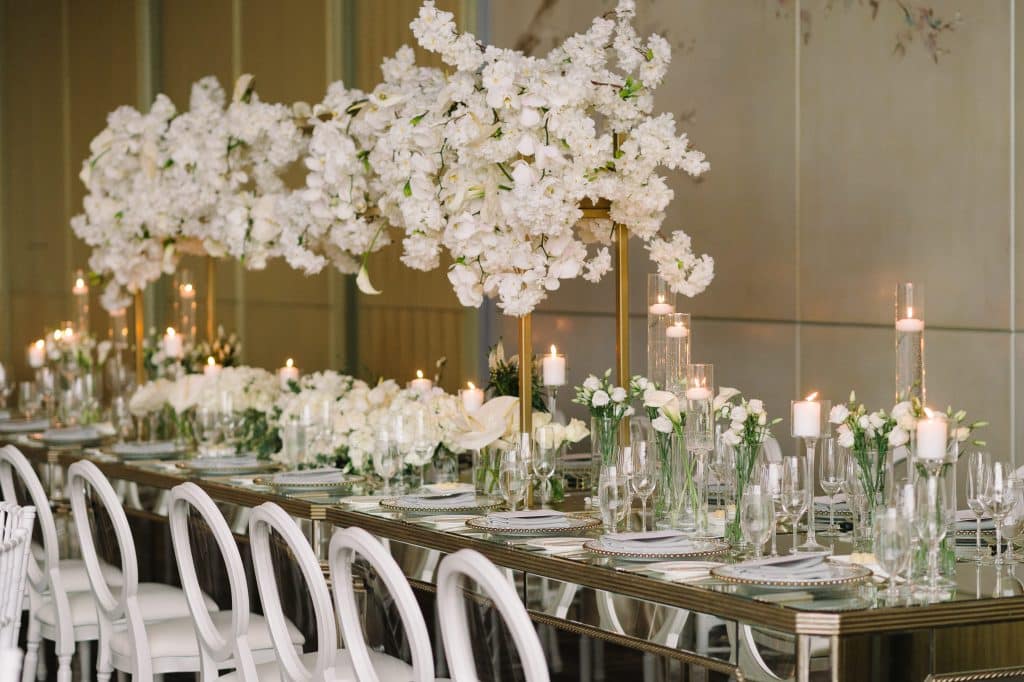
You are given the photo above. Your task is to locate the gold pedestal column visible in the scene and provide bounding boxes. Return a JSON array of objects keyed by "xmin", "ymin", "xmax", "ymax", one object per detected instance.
[
  {"xmin": 519, "ymin": 314, "xmax": 533, "ymax": 508},
  {"xmin": 206, "ymin": 256, "xmax": 216, "ymax": 341},
  {"xmin": 133, "ymin": 291, "xmax": 145, "ymax": 380}
]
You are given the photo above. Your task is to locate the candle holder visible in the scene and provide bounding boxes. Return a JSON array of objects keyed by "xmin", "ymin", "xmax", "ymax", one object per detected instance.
[
  {"xmin": 791, "ymin": 395, "xmax": 830, "ymax": 553},
  {"xmin": 663, "ymin": 313, "xmax": 691, "ymax": 396},
  {"xmin": 895, "ymin": 282, "xmax": 925, "ymax": 403},
  {"xmin": 175, "ymin": 269, "xmax": 198, "ymax": 344},
  {"xmin": 72, "ymin": 269, "xmax": 90, "ymax": 334},
  {"xmin": 647, "ymin": 275, "xmax": 677, "ymax": 389},
  {"xmin": 541, "ymin": 346, "xmax": 567, "ymax": 419},
  {"xmin": 685, "ymin": 363, "xmax": 714, "ymax": 537}
]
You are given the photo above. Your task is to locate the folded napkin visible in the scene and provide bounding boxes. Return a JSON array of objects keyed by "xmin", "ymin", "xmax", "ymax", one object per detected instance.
[
  {"xmin": 397, "ymin": 491, "xmax": 477, "ymax": 508},
  {"xmin": 273, "ymin": 467, "xmax": 346, "ymax": 484},
  {"xmin": 956, "ymin": 509, "xmax": 995, "ymax": 532},
  {"xmin": 601, "ymin": 530, "xmax": 696, "ymax": 553},
  {"xmin": 487, "ymin": 510, "xmax": 568, "ymax": 528},
  {"xmin": 735, "ymin": 551, "xmax": 831, "ymax": 578},
  {"xmin": 0, "ymin": 418, "xmax": 50, "ymax": 433},
  {"xmin": 111, "ymin": 440, "xmax": 180, "ymax": 456},
  {"xmin": 42, "ymin": 426, "xmax": 100, "ymax": 442},
  {"xmin": 190, "ymin": 455, "xmax": 259, "ymax": 469}
]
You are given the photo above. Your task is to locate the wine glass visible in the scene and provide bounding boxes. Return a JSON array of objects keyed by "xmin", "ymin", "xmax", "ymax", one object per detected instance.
[
  {"xmin": 984, "ymin": 462, "xmax": 1020, "ymax": 566},
  {"xmin": 818, "ymin": 438, "xmax": 846, "ymax": 537},
  {"xmin": 740, "ymin": 484, "xmax": 774, "ymax": 558},
  {"xmin": 18, "ymin": 381, "xmax": 39, "ymax": 420},
  {"xmin": 219, "ymin": 391, "xmax": 239, "ymax": 451},
  {"xmin": 598, "ymin": 463, "xmax": 629, "ymax": 532},
  {"xmin": 629, "ymin": 439, "xmax": 658, "ymax": 531},
  {"xmin": 195, "ymin": 405, "xmax": 222, "ymax": 455},
  {"xmin": 407, "ymin": 407, "xmax": 438, "ymax": 491},
  {"xmin": 0, "ymin": 362, "xmax": 13, "ymax": 409},
  {"xmin": 36, "ymin": 367, "xmax": 56, "ymax": 417},
  {"xmin": 758, "ymin": 460, "xmax": 784, "ymax": 556},
  {"xmin": 964, "ymin": 450, "xmax": 993, "ymax": 563},
  {"xmin": 710, "ymin": 444, "xmax": 736, "ymax": 515},
  {"xmin": 533, "ymin": 425, "xmax": 560, "ymax": 506},
  {"xmin": 373, "ymin": 427, "xmax": 400, "ymax": 495},
  {"xmin": 914, "ymin": 475, "xmax": 953, "ymax": 595},
  {"xmin": 1000, "ymin": 477, "xmax": 1024, "ymax": 566},
  {"xmin": 843, "ymin": 457, "xmax": 870, "ymax": 549},
  {"xmin": 780, "ymin": 455, "xmax": 808, "ymax": 553},
  {"xmin": 499, "ymin": 448, "xmax": 528, "ymax": 512},
  {"xmin": 873, "ymin": 507, "xmax": 912, "ymax": 603}
]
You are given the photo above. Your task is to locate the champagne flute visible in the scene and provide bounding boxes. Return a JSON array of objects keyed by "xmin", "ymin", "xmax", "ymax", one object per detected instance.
[
  {"xmin": 195, "ymin": 405, "xmax": 222, "ymax": 455},
  {"xmin": 533, "ymin": 425, "xmax": 560, "ymax": 506},
  {"xmin": 598, "ymin": 463, "xmax": 629, "ymax": 532},
  {"xmin": 873, "ymin": 507, "xmax": 911, "ymax": 603},
  {"xmin": 499, "ymin": 448, "xmax": 528, "ymax": 512},
  {"xmin": 818, "ymin": 438, "xmax": 846, "ymax": 537},
  {"xmin": 759, "ymin": 460, "xmax": 784, "ymax": 556},
  {"xmin": 1000, "ymin": 477, "xmax": 1024, "ymax": 566},
  {"xmin": 780, "ymin": 455, "xmax": 808, "ymax": 553},
  {"xmin": 915, "ymin": 475, "xmax": 953, "ymax": 594},
  {"xmin": 18, "ymin": 381, "xmax": 38, "ymax": 420},
  {"xmin": 630, "ymin": 439, "xmax": 658, "ymax": 531},
  {"xmin": 843, "ymin": 458, "xmax": 870, "ymax": 549},
  {"xmin": 984, "ymin": 461, "xmax": 1019, "ymax": 566},
  {"xmin": 0, "ymin": 362, "xmax": 13, "ymax": 408},
  {"xmin": 373, "ymin": 427, "xmax": 400, "ymax": 495},
  {"xmin": 740, "ymin": 484, "xmax": 774, "ymax": 558},
  {"xmin": 964, "ymin": 450, "xmax": 992, "ymax": 563}
]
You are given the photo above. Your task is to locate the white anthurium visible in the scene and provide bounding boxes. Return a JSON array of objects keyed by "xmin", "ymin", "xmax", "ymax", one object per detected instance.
[
  {"xmin": 167, "ymin": 374, "xmax": 209, "ymax": 414},
  {"xmin": 713, "ymin": 387, "xmax": 740, "ymax": 412},
  {"xmin": 455, "ymin": 396, "xmax": 518, "ymax": 451}
]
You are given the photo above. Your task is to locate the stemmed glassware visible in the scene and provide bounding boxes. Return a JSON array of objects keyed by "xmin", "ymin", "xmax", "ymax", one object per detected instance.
[
  {"xmin": 405, "ymin": 407, "xmax": 438, "ymax": 491},
  {"xmin": 598, "ymin": 451, "xmax": 630, "ymax": 532},
  {"xmin": 710, "ymin": 443, "xmax": 736, "ymax": 519},
  {"xmin": 533, "ymin": 425, "xmax": 560, "ymax": 506},
  {"xmin": 195, "ymin": 405, "xmax": 222, "ymax": 455},
  {"xmin": 758, "ymin": 460, "xmax": 784, "ymax": 556},
  {"xmin": 499, "ymin": 447, "xmax": 529, "ymax": 512},
  {"xmin": 818, "ymin": 438, "xmax": 846, "ymax": 537},
  {"xmin": 999, "ymin": 477, "xmax": 1024, "ymax": 566},
  {"xmin": 373, "ymin": 426, "xmax": 400, "ymax": 495},
  {"xmin": 873, "ymin": 507, "xmax": 912, "ymax": 604},
  {"xmin": 18, "ymin": 381, "xmax": 39, "ymax": 420},
  {"xmin": 0, "ymin": 363, "xmax": 13, "ymax": 409},
  {"xmin": 219, "ymin": 391, "xmax": 240, "ymax": 452},
  {"xmin": 964, "ymin": 450, "xmax": 993, "ymax": 563},
  {"xmin": 893, "ymin": 479, "xmax": 919, "ymax": 594},
  {"xmin": 629, "ymin": 439, "xmax": 658, "ymax": 531},
  {"xmin": 843, "ymin": 458, "xmax": 870, "ymax": 550},
  {"xmin": 790, "ymin": 395, "xmax": 830, "ymax": 553},
  {"xmin": 780, "ymin": 455, "xmax": 808, "ymax": 552},
  {"xmin": 914, "ymin": 475, "xmax": 953, "ymax": 597},
  {"xmin": 984, "ymin": 461, "xmax": 1020, "ymax": 566},
  {"xmin": 740, "ymin": 484, "xmax": 774, "ymax": 559}
]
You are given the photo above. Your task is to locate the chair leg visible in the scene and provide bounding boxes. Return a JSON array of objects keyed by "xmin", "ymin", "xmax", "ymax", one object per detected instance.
[
  {"xmin": 77, "ymin": 641, "xmax": 92, "ymax": 682},
  {"xmin": 97, "ymin": 638, "xmax": 113, "ymax": 682},
  {"xmin": 56, "ymin": 654, "xmax": 72, "ymax": 682},
  {"xmin": 20, "ymin": 618, "xmax": 40, "ymax": 682}
]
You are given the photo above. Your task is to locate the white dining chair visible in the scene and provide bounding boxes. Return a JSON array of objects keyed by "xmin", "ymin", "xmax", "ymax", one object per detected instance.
[
  {"xmin": 328, "ymin": 526, "xmax": 439, "ymax": 682},
  {"xmin": 436, "ymin": 549, "xmax": 549, "ymax": 682},
  {"xmin": 248, "ymin": 502, "xmax": 427, "ymax": 681},
  {"xmin": 0, "ymin": 445, "xmax": 129, "ymax": 682},
  {"xmin": 0, "ymin": 648, "xmax": 22, "ymax": 682},
  {"xmin": 168, "ymin": 482, "xmax": 304, "ymax": 680},
  {"xmin": 66, "ymin": 460, "xmax": 220, "ymax": 682},
  {"xmin": 0, "ymin": 502, "xmax": 34, "ymax": 650}
]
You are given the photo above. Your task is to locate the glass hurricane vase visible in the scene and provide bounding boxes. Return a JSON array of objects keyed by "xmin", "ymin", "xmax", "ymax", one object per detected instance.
[
  {"xmin": 726, "ymin": 442, "xmax": 765, "ymax": 546},
  {"xmin": 590, "ymin": 415, "xmax": 620, "ymax": 494}
]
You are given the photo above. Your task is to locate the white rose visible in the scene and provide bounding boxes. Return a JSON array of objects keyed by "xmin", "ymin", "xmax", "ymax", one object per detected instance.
[
  {"xmin": 722, "ymin": 429, "xmax": 741, "ymax": 446},
  {"xmin": 888, "ymin": 426, "xmax": 909, "ymax": 447},
  {"xmin": 747, "ymin": 399, "xmax": 764, "ymax": 415},
  {"xmin": 869, "ymin": 413, "xmax": 884, "ymax": 429},
  {"xmin": 891, "ymin": 401, "xmax": 911, "ymax": 418},
  {"xmin": 592, "ymin": 390, "xmax": 610, "ymax": 407},
  {"xmin": 167, "ymin": 374, "xmax": 209, "ymax": 414},
  {"xmin": 898, "ymin": 414, "xmax": 916, "ymax": 431},
  {"xmin": 829, "ymin": 405, "xmax": 850, "ymax": 425},
  {"xmin": 955, "ymin": 426, "xmax": 970, "ymax": 442},
  {"xmin": 564, "ymin": 418, "xmax": 589, "ymax": 443},
  {"xmin": 731, "ymin": 406, "xmax": 747, "ymax": 423},
  {"xmin": 837, "ymin": 428, "xmax": 855, "ymax": 449},
  {"xmin": 583, "ymin": 376, "xmax": 600, "ymax": 391},
  {"xmin": 651, "ymin": 416, "xmax": 673, "ymax": 434},
  {"xmin": 857, "ymin": 415, "xmax": 870, "ymax": 429}
]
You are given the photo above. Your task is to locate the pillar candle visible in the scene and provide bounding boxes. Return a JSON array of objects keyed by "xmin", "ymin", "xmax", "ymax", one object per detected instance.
[
  {"xmin": 792, "ymin": 395, "xmax": 821, "ymax": 438},
  {"xmin": 279, "ymin": 358, "xmax": 299, "ymax": 390}
]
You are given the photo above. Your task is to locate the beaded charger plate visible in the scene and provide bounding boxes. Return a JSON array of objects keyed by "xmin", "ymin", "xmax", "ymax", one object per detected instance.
[
  {"xmin": 256, "ymin": 474, "xmax": 364, "ymax": 494},
  {"xmin": 583, "ymin": 538, "xmax": 731, "ymax": 561},
  {"xmin": 180, "ymin": 459, "xmax": 279, "ymax": 476},
  {"xmin": 465, "ymin": 513, "xmax": 601, "ymax": 536},
  {"xmin": 379, "ymin": 495, "xmax": 503, "ymax": 514},
  {"xmin": 104, "ymin": 441, "xmax": 185, "ymax": 461},
  {"xmin": 29, "ymin": 431, "xmax": 103, "ymax": 447},
  {"xmin": 710, "ymin": 560, "xmax": 872, "ymax": 588}
]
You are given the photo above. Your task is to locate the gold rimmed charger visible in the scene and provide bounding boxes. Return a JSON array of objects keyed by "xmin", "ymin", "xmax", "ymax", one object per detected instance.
[
  {"xmin": 710, "ymin": 560, "xmax": 872, "ymax": 588},
  {"xmin": 583, "ymin": 538, "xmax": 730, "ymax": 561},
  {"xmin": 465, "ymin": 513, "xmax": 601, "ymax": 536}
]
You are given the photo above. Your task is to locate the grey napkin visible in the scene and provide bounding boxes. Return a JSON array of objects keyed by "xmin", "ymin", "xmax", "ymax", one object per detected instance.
[
  {"xmin": 112, "ymin": 440, "xmax": 180, "ymax": 456},
  {"xmin": 488, "ymin": 510, "xmax": 568, "ymax": 527},
  {"xmin": 397, "ymin": 492, "xmax": 476, "ymax": 508},
  {"xmin": 601, "ymin": 530, "xmax": 695, "ymax": 552},
  {"xmin": 735, "ymin": 551, "xmax": 830, "ymax": 577},
  {"xmin": 42, "ymin": 426, "xmax": 100, "ymax": 442},
  {"xmin": 273, "ymin": 467, "xmax": 346, "ymax": 484},
  {"xmin": 0, "ymin": 418, "xmax": 50, "ymax": 433}
]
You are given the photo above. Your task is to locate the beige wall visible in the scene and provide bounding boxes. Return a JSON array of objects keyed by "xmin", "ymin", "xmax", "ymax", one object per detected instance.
[
  {"xmin": 492, "ymin": 0, "xmax": 1022, "ymax": 466},
  {"xmin": 0, "ymin": 0, "xmax": 477, "ymax": 392}
]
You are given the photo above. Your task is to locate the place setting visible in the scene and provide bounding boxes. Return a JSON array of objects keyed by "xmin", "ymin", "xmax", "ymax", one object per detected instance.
[{"xmin": 29, "ymin": 423, "xmax": 112, "ymax": 448}]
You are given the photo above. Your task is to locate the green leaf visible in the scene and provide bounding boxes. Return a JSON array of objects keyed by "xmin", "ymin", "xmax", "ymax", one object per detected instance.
[{"xmin": 403, "ymin": 179, "xmax": 412, "ymax": 197}]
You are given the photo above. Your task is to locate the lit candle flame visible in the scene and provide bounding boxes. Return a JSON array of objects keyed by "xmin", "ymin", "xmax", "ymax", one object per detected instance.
[
  {"xmin": 416, "ymin": 369, "xmax": 423, "ymax": 379},
  {"xmin": 467, "ymin": 381, "xmax": 476, "ymax": 390},
  {"xmin": 207, "ymin": 356, "xmax": 215, "ymax": 366},
  {"xmin": 924, "ymin": 407, "xmax": 935, "ymax": 418},
  {"xmin": 549, "ymin": 344, "xmax": 557, "ymax": 356},
  {"xmin": 166, "ymin": 327, "xmax": 176, "ymax": 337},
  {"xmin": 286, "ymin": 358, "xmax": 294, "ymax": 368},
  {"xmin": 53, "ymin": 330, "xmax": 62, "ymax": 341},
  {"xmin": 181, "ymin": 283, "xmax": 194, "ymax": 294},
  {"xmin": 74, "ymin": 277, "xmax": 86, "ymax": 290},
  {"xmin": 34, "ymin": 339, "xmax": 44, "ymax": 349},
  {"xmin": 805, "ymin": 392, "xmax": 818, "ymax": 401},
  {"xmin": 907, "ymin": 306, "xmax": 914, "ymax": 319},
  {"xmin": 657, "ymin": 294, "xmax": 664, "ymax": 304}
]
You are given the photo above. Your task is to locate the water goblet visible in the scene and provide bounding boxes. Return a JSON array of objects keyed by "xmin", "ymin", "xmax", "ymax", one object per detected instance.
[
  {"xmin": 818, "ymin": 438, "xmax": 846, "ymax": 537},
  {"xmin": 873, "ymin": 507, "xmax": 912, "ymax": 603},
  {"xmin": 964, "ymin": 450, "xmax": 993, "ymax": 563},
  {"xmin": 598, "ymin": 463, "xmax": 629, "ymax": 532},
  {"xmin": 999, "ymin": 476, "xmax": 1024, "ymax": 566},
  {"xmin": 842, "ymin": 457, "xmax": 870, "ymax": 549},
  {"xmin": 780, "ymin": 456, "xmax": 808, "ymax": 553},
  {"xmin": 373, "ymin": 428, "xmax": 400, "ymax": 495},
  {"xmin": 499, "ymin": 448, "xmax": 528, "ymax": 512},
  {"xmin": 18, "ymin": 381, "xmax": 39, "ymax": 420},
  {"xmin": 629, "ymin": 439, "xmax": 658, "ymax": 531},
  {"xmin": 984, "ymin": 461, "xmax": 1019, "ymax": 566},
  {"xmin": 914, "ymin": 475, "xmax": 953, "ymax": 596},
  {"xmin": 0, "ymin": 362, "xmax": 13, "ymax": 408},
  {"xmin": 195, "ymin": 405, "xmax": 222, "ymax": 455},
  {"xmin": 533, "ymin": 424, "xmax": 560, "ymax": 506},
  {"xmin": 740, "ymin": 484, "xmax": 774, "ymax": 558},
  {"xmin": 407, "ymin": 407, "xmax": 438, "ymax": 491},
  {"xmin": 758, "ymin": 460, "xmax": 784, "ymax": 556}
]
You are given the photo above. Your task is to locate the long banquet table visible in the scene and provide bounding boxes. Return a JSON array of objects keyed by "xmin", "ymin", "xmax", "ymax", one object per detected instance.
[{"xmin": 9, "ymin": 435, "xmax": 1024, "ymax": 682}]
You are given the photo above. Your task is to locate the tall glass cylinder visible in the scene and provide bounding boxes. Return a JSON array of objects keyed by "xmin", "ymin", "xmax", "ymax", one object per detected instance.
[
  {"xmin": 176, "ymin": 269, "xmax": 198, "ymax": 344},
  {"xmin": 71, "ymin": 269, "xmax": 89, "ymax": 334},
  {"xmin": 109, "ymin": 308, "xmax": 129, "ymax": 350},
  {"xmin": 663, "ymin": 313, "xmax": 691, "ymax": 396},
  {"xmin": 895, "ymin": 282, "xmax": 925, "ymax": 403},
  {"xmin": 647, "ymin": 275, "xmax": 677, "ymax": 389},
  {"xmin": 685, "ymin": 364, "xmax": 714, "ymax": 536}
]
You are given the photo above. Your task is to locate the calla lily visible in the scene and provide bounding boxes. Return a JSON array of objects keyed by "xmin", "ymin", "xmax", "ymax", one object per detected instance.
[
  {"xmin": 455, "ymin": 396, "xmax": 518, "ymax": 451},
  {"xmin": 356, "ymin": 264, "xmax": 381, "ymax": 295},
  {"xmin": 713, "ymin": 387, "xmax": 741, "ymax": 411}
]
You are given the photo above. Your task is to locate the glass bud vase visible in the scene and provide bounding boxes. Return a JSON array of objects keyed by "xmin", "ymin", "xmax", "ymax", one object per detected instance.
[
  {"xmin": 726, "ymin": 442, "xmax": 764, "ymax": 546},
  {"xmin": 590, "ymin": 415, "xmax": 619, "ymax": 493},
  {"xmin": 673, "ymin": 432, "xmax": 700, "ymax": 533},
  {"xmin": 473, "ymin": 447, "xmax": 501, "ymax": 496},
  {"xmin": 653, "ymin": 429, "xmax": 676, "ymax": 527}
]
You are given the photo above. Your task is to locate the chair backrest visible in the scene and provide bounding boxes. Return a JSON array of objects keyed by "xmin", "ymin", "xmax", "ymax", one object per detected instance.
[
  {"xmin": 168, "ymin": 482, "xmax": 256, "ymax": 678},
  {"xmin": 0, "ymin": 648, "xmax": 22, "ymax": 682},
  {"xmin": 0, "ymin": 445, "xmax": 59, "ymax": 597},
  {"xmin": 0, "ymin": 502, "xmax": 35, "ymax": 650},
  {"xmin": 67, "ymin": 461, "xmax": 150, "ymax": 668},
  {"xmin": 328, "ymin": 526, "xmax": 434, "ymax": 682},
  {"xmin": 436, "ymin": 549, "xmax": 548, "ymax": 682},
  {"xmin": 249, "ymin": 502, "xmax": 336, "ymax": 682}
]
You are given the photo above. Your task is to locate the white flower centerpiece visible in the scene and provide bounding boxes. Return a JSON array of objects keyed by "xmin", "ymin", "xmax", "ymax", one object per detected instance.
[{"xmin": 573, "ymin": 370, "xmax": 643, "ymax": 489}]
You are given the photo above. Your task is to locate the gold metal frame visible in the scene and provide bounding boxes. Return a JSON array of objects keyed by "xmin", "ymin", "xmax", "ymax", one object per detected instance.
[{"xmin": 925, "ymin": 667, "xmax": 1024, "ymax": 681}]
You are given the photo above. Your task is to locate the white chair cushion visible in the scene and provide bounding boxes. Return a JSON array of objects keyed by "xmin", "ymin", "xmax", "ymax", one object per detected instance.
[
  {"xmin": 111, "ymin": 610, "xmax": 304, "ymax": 661},
  {"xmin": 56, "ymin": 559, "xmax": 124, "ymax": 593},
  {"xmin": 216, "ymin": 649, "xmax": 425, "ymax": 682},
  {"xmin": 36, "ymin": 582, "xmax": 217, "ymax": 629}
]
